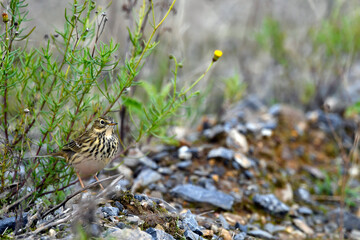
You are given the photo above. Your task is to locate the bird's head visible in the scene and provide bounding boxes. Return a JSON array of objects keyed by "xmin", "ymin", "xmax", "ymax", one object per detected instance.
[{"xmin": 92, "ymin": 116, "xmax": 117, "ymax": 134}]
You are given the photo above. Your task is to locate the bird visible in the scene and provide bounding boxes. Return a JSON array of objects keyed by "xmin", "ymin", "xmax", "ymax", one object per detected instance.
[{"xmin": 51, "ymin": 116, "xmax": 119, "ymax": 189}]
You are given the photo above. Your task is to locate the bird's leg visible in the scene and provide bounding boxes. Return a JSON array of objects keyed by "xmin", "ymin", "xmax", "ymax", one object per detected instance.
[
  {"xmin": 94, "ymin": 175, "xmax": 104, "ymax": 190},
  {"xmin": 76, "ymin": 172, "xmax": 85, "ymax": 189}
]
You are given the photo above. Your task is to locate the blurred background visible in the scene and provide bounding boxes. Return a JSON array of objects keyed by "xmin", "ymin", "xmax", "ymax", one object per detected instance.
[{"xmin": 26, "ymin": 0, "xmax": 360, "ymax": 119}]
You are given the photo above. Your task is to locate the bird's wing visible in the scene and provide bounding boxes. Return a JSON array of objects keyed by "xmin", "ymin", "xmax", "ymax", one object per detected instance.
[{"xmin": 62, "ymin": 130, "xmax": 91, "ymax": 153}]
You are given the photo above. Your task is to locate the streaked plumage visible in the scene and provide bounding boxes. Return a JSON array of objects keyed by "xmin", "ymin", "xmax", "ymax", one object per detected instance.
[{"xmin": 52, "ymin": 116, "xmax": 119, "ymax": 187}]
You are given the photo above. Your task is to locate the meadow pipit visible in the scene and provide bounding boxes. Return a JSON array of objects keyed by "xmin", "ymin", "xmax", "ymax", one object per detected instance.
[{"xmin": 51, "ymin": 116, "xmax": 119, "ymax": 188}]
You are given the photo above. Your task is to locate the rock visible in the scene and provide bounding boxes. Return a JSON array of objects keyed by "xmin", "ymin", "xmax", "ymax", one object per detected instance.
[
  {"xmin": 183, "ymin": 229, "xmax": 204, "ymax": 240},
  {"xmin": 102, "ymin": 206, "xmax": 120, "ymax": 217},
  {"xmin": 247, "ymin": 229, "xmax": 274, "ymax": 240},
  {"xmin": 297, "ymin": 206, "xmax": 313, "ymax": 216},
  {"xmin": 106, "ymin": 228, "xmax": 152, "ymax": 240},
  {"xmin": 264, "ymin": 223, "xmax": 286, "ymax": 234},
  {"xmin": 233, "ymin": 153, "xmax": 253, "ymax": 169},
  {"xmin": 178, "ymin": 146, "xmax": 192, "ymax": 160},
  {"xmin": 275, "ymin": 183, "xmax": 293, "ymax": 202},
  {"xmin": 132, "ymin": 169, "xmax": 162, "ymax": 192},
  {"xmin": 171, "ymin": 184, "xmax": 234, "ymax": 210},
  {"xmin": 207, "ymin": 147, "xmax": 234, "ymax": 161},
  {"xmin": 261, "ymin": 128, "xmax": 273, "ymax": 137},
  {"xmin": 294, "ymin": 187, "xmax": 313, "ymax": 204},
  {"xmin": 126, "ymin": 215, "xmax": 142, "ymax": 225},
  {"xmin": 116, "ymin": 164, "xmax": 133, "ymax": 179},
  {"xmin": 226, "ymin": 129, "xmax": 249, "ymax": 153},
  {"xmin": 0, "ymin": 212, "xmax": 28, "ymax": 234},
  {"xmin": 218, "ymin": 214, "xmax": 230, "ymax": 230},
  {"xmin": 252, "ymin": 194, "xmax": 289, "ymax": 217},
  {"xmin": 146, "ymin": 227, "xmax": 175, "ymax": 240},
  {"xmin": 139, "ymin": 156, "xmax": 158, "ymax": 169},
  {"xmin": 180, "ymin": 210, "xmax": 203, "ymax": 236},
  {"xmin": 302, "ymin": 165, "xmax": 326, "ymax": 180},
  {"xmin": 233, "ymin": 232, "xmax": 247, "ymax": 240},
  {"xmin": 350, "ymin": 229, "xmax": 360, "ymax": 240},
  {"xmin": 293, "ymin": 218, "xmax": 315, "ymax": 235},
  {"xmin": 158, "ymin": 167, "xmax": 173, "ymax": 175},
  {"xmin": 123, "ymin": 148, "xmax": 144, "ymax": 167},
  {"xmin": 176, "ymin": 160, "xmax": 192, "ymax": 169},
  {"xmin": 219, "ymin": 228, "xmax": 232, "ymax": 240},
  {"xmin": 203, "ymin": 125, "xmax": 228, "ymax": 140},
  {"xmin": 328, "ymin": 208, "xmax": 360, "ymax": 231}
]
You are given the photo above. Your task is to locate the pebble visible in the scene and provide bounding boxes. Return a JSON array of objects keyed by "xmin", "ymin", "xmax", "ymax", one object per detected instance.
[
  {"xmin": 106, "ymin": 228, "xmax": 152, "ymax": 240},
  {"xmin": 233, "ymin": 152, "xmax": 253, "ymax": 169},
  {"xmin": 171, "ymin": 184, "xmax": 234, "ymax": 210},
  {"xmin": 219, "ymin": 227, "xmax": 232, "ymax": 240},
  {"xmin": 183, "ymin": 229, "xmax": 204, "ymax": 240},
  {"xmin": 132, "ymin": 168, "xmax": 162, "ymax": 191},
  {"xmin": 328, "ymin": 208, "xmax": 360, "ymax": 231},
  {"xmin": 293, "ymin": 218, "xmax": 315, "ymax": 235},
  {"xmin": 207, "ymin": 147, "xmax": 234, "ymax": 161},
  {"xmin": 146, "ymin": 227, "xmax": 175, "ymax": 240},
  {"xmin": 233, "ymin": 232, "xmax": 247, "ymax": 240},
  {"xmin": 102, "ymin": 206, "xmax": 120, "ymax": 217},
  {"xmin": 0, "ymin": 213, "xmax": 28, "ymax": 234},
  {"xmin": 247, "ymin": 229, "xmax": 274, "ymax": 240},
  {"xmin": 297, "ymin": 206, "xmax": 313, "ymax": 215},
  {"xmin": 264, "ymin": 223, "xmax": 286, "ymax": 234},
  {"xmin": 294, "ymin": 187, "xmax": 313, "ymax": 204},
  {"xmin": 180, "ymin": 210, "xmax": 203, "ymax": 236},
  {"xmin": 253, "ymin": 194, "xmax": 290, "ymax": 217},
  {"xmin": 217, "ymin": 214, "xmax": 230, "ymax": 230},
  {"xmin": 178, "ymin": 146, "xmax": 192, "ymax": 160},
  {"xmin": 226, "ymin": 128, "xmax": 249, "ymax": 153},
  {"xmin": 176, "ymin": 160, "xmax": 192, "ymax": 169}
]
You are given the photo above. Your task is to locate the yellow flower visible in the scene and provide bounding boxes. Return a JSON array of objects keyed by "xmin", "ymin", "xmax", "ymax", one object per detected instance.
[
  {"xmin": 212, "ymin": 50, "xmax": 223, "ymax": 62},
  {"xmin": 2, "ymin": 12, "xmax": 9, "ymax": 23}
]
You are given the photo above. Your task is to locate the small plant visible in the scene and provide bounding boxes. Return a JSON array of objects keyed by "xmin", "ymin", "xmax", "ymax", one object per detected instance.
[{"xmin": 0, "ymin": 0, "xmax": 222, "ymax": 233}]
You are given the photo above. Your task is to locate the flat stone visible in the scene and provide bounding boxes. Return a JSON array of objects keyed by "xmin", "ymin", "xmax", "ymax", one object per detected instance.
[
  {"xmin": 226, "ymin": 129, "xmax": 249, "ymax": 153},
  {"xmin": 328, "ymin": 208, "xmax": 360, "ymax": 231},
  {"xmin": 183, "ymin": 229, "xmax": 204, "ymax": 240},
  {"xmin": 253, "ymin": 194, "xmax": 289, "ymax": 217},
  {"xmin": 106, "ymin": 228, "xmax": 152, "ymax": 240},
  {"xmin": 234, "ymin": 153, "xmax": 253, "ymax": 169},
  {"xmin": 293, "ymin": 218, "xmax": 314, "ymax": 235},
  {"xmin": 171, "ymin": 184, "xmax": 234, "ymax": 210},
  {"xmin": 247, "ymin": 229, "xmax": 274, "ymax": 240},
  {"xmin": 178, "ymin": 146, "xmax": 192, "ymax": 160},
  {"xmin": 207, "ymin": 147, "xmax": 234, "ymax": 161},
  {"xmin": 102, "ymin": 206, "xmax": 120, "ymax": 217},
  {"xmin": 134, "ymin": 169, "xmax": 162, "ymax": 187},
  {"xmin": 0, "ymin": 213, "xmax": 28, "ymax": 234},
  {"xmin": 146, "ymin": 227, "xmax": 175, "ymax": 240},
  {"xmin": 180, "ymin": 210, "xmax": 203, "ymax": 236}
]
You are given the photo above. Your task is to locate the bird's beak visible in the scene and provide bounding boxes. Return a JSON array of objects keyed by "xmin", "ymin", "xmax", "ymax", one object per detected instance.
[{"xmin": 108, "ymin": 121, "xmax": 117, "ymax": 126}]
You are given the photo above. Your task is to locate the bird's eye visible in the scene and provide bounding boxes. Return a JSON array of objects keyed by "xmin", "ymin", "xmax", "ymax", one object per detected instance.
[{"xmin": 100, "ymin": 120, "xmax": 105, "ymax": 125}]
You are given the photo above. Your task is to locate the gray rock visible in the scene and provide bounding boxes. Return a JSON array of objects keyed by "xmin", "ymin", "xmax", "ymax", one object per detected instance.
[
  {"xmin": 146, "ymin": 227, "xmax": 175, "ymax": 240},
  {"xmin": 178, "ymin": 146, "xmax": 192, "ymax": 160},
  {"xmin": 176, "ymin": 160, "xmax": 192, "ymax": 169},
  {"xmin": 183, "ymin": 229, "xmax": 203, "ymax": 240},
  {"xmin": 171, "ymin": 184, "xmax": 234, "ymax": 210},
  {"xmin": 134, "ymin": 169, "xmax": 162, "ymax": 187},
  {"xmin": 328, "ymin": 208, "xmax": 360, "ymax": 231},
  {"xmin": 102, "ymin": 206, "xmax": 120, "ymax": 217},
  {"xmin": 252, "ymin": 194, "xmax": 289, "ymax": 217},
  {"xmin": 233, "ymin": 232, "xmax": 247, "ymax": 240},
  {"xmin": 139, "ymin": 156, "xmax": 158, "ymax": 169},
  {"xmin": 297, "ymin": 206, "xmax": 313, "ymax": 215},
  {"xmin": 203, "ymin": 125, "xmax": 227, "ymax": 140},
  {"xmin": 0, "ymin": 212, "xmax": 28, "ymax": 234},
  {"xmin": 158, "ymin": 167, "xmax": 173, "ymax": 175},
  {"xmin": 264, "ymin": 223, "xmax": 286, "ymax": 234},
  {"xmin": 218, "ymin": 214, "xmax": 230, "ymax": 230},
  {"xmin": 247, "ymin": 229, "xmax": 274, "ymax": 240},
  {"xmin": 295, "ymin": 187, "xmax": 313, "ymax": 204},
  {"xmin": 207, "ymin": 147, "xmax": 234, "ymax": 161},
  {"xmin": 180, "ymin": 210, "xmax": 203, "ymax": 236},
  {"xmin": 105, "ymin": 228, "xmax": 152, "ymax": 240}
]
